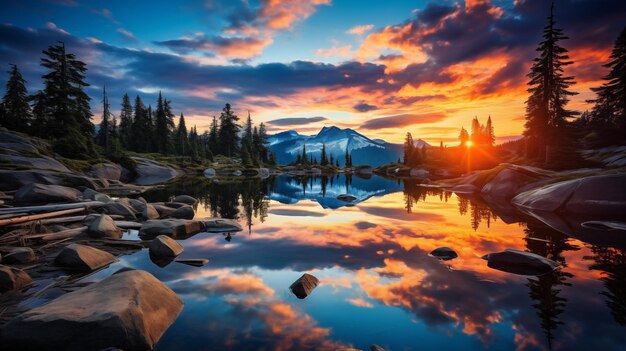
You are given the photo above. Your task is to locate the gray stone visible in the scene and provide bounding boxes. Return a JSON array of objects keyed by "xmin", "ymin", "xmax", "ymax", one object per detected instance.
[
  {"xmin": 87, "ymin": 214, "xmax": 122, "ymax": 239},
  {"xmin": 152, "ymin": 203, "xmax": 176, "ymax": 218},
  {"xmin": 90, "ymin": 163, "xmax": 122, "ymax": 181},
  {"xmin": 169, "ymin": 205, "xmax": 195, "ymax": 219},
  {"xmin": 337, "ymin": 194, "xmax": 357, "ymax": 202},
  {"xmin": 3, "ymin": 247, "xmax": 37, "ymax": 265},
  {"xmin": 290, "ymin": 273, "xmax": 319, "ymax": 299},
  {"xmin": 0, "ymin": 170, "xmax": 99, "ymax": 192},
  {"xmin": 0, "ymin": 270, "xmax": 182, "ymax": 350},
  {"xmin": 371, "ymin": 345, "xmax": 386, "ymax": 351},
  {"xmin": 173, "ymin": 195, "xmax": 197, "ymax": 205},
  {"xmin": 54, "ymin": 243, "xmax": 118, "ymax": 272},
  {"xmin": 149, "ymin": 235, "xmax": 183, "ymax": 258},
  {"xmin": 429, "ymin": 247, "xmax": 458, "ymax": 261},
  {"xmin": 83, "ymin": 188, "xmax": 113, "ymax": 203},
  {"xmin": 133, "ymin": 157, "xmax": 180, "ymax": 185},
  {"xmin": 203, "ymin": 218, "xmax": 242, "ymax": 233},
  {"xmin": 13, "ymin": 183, "xmax": 81, "ymax": 205},
  {"xmin": 259, "ymin": 168, "xmax": 270, "ymax": 178},
  {"xmin": 0, "ymin": 154, "xmax": 69, "ymax": 172},
  {"xmin": 0, "ymin": 265, "xmax": 32, "ymax": 293},
  {"xmin": 203, "ymin": 168, "xmax": 216, "ymax": 178},
  {"xmin": 100, "ymin": 202, "xmax": 137, "ymax": 219},
  {"xmin": 482, "ymin": 249, "xmax": 560, "ymax": 276},
  {"xmin": 139, "ymin": 219, "xmax": 204, "ymax": 239}
]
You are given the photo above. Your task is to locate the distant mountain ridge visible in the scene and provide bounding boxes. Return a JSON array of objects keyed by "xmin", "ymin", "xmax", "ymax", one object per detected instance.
[{"xmin": 268, "ymin": 126, "xmax": 430, "ymax": 166}]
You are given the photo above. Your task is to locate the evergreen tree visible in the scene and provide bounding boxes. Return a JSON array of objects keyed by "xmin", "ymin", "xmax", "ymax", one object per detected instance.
[
  {"xmin": 154, "ymin": 92, "xmax": 175, "ymax": 153},
  {"xmin": 524, "ymin": 3, "xmax": 578, "ymax": 160},
  {"xmin": 119, "ymin": 93, "xmax": 133, "ymax": 148},
  {"xmin": 96, "ymin": 86, "xmax": 111, "ymax": 148},
  {"xmin": 217, "ymin": 103, "xmax": 240, "ymax": 157},
  {"xmin": 320, "ymin": 143, "xmax": 328, "ymax": 165},
  {"xmin": 589, "ymin": 26, "xmax": 626, "ymax": 144},
  {"xmin": 301, "ymin": 144, "xmax": 308, "ymax": 165},
  {"xmin": 0, "ymin": 64, "xmax": 32, "ymax": 132},
  {"xmin": 403, "ymin": 132, "xmax": 414, "ymax": 165},
  {"xmin": 329, "ymin": 153, "xmax": 334, "ymax": 167},
  {"xmin": 243, "ymin": 111, "xmax": 253, "ymax": 150},
  {"xmin": 131, "ymin": 95, "xmax": 151, "ymax": 152},
  {"xmin": 188, "ymin": 125, "xmax": 199, "ymax": 159},
  {"xmin": 258, "ymin": 122, "xmax": 269, "ymax": 162},
  {"xmin": 486, "ymin": 115, "xmax": 495, "ymax": 146},
  {"xmin": 175, "ymin": 113, "xmax": 189, "ymax": 155},
  {"xmin": 208, "ymin": 115, "xmax": 219, "ymax": 155},
  {"xmin": 33, "ymin": 42, "xmax": 95, "ymax": 157},
  {"xmin": 252, "ymin": 126, "xmax": 261, "ymax": 162},
  {"xmin": 459, "ymin": 127, "xmax": 469, "ymax": 146},
  {"xmin": 241, "ymin": 144, "xmax": 252, "ymax": 166}
]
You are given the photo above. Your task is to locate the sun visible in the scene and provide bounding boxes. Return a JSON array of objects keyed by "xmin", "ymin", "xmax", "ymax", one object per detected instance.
[{"xmin": 465, "ymin": 140, "xmax": 473, "ymax": 148}]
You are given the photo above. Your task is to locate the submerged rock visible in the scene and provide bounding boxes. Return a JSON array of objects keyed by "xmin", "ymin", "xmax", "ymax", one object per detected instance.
[
  {"xmin": 0, "ymin": 265, "xmax": 32, "ymax": 292},
  {"xmin": 289, "ymin": 273, "xmax": 319, "ymax": 299},
  {"xmin": 13, "ymin": 183, "xmax": 81, "ymax": 205},
  {"xmin": 0, "ymin": 270, "xmax": 183, "ymax": 350},
  {"xmin": 152, "ymin": 203, "xmax": 176, "ymax": 218},
  {"xmin": 203, "ymin": 168, "xmax": 216, "ymax": 178},
  {"xmin": 87, "ymin": 214, "xmax": 122, "ymax": 239},
  {"xmin": 337, "ymin": 194, "xmax": 357, "ymax": 202},
  {"xmin": 54, "ymin": 244, "xmax": 118, "ymax": 272},
  {"xmin": 203, "ymin": 218, "xmax": 242, "ymax": 233},
  {"xmin": 139, "ymin": 219, "xmax": 204, "ymax": 239},
  {"xmin": 482, "ymin": 249, "xmax": 560, "ymax": 276},
  {"xmin": 429, "ymin": 247, "xmax": 458, "ymax": 261},
  {"xmin": 173, "ymin": 195, "xmax": 197, "ymax": 205},
  {"xmin": 133, "ymin": 157, "xmax": 180, "ymax": 186},
  {"xmin": 3, "ymin": 247, "xmax": 37, "ymax": 265},
  {"xmin": 169, "ymin": 205, "xmax": 195, "ymax": 219},
  {"xmin": 174, "ymin": 258, "xmax": 209, "ymax": 267},
  {"xmin": 149, "ymin": 235, "xmax": 183, "ymax": 258}
]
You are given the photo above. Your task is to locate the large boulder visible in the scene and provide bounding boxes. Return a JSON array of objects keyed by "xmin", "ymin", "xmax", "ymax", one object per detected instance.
[
  {"xmin": 139, "ymin": 219, "xmax": 204, "ymax": 239},
  {"xmin": 54, "ymin": 244, "xmax": 118, "ymax": 272},
  {"xmin": 173, "ymin": 195, "xmax": 197, "ymax": 205},
  {"xmin": 0, "ymin": 154, "xmax": 69, "ymax": 172},
  {"xmin": 513, "ymin": 173, "xmax": 626, "ymax": 216},
  {"xmin": 0, "ymin": 270, "xmax": 183, "ymax": 350},
  {"xmin": 90, "ymin": 163, "xmax": 122, "ymax": 181},
  {"xmin": 87, "ymin": 214, "xmax": 122, "ymax": 239},
  {"xmin": 152, "ymin": 203, "xmax": 176, "ymax": 218},
  {"xmin": 169, "ymin": 205, "xmax": 195, "ymax": 219},
  {"xmin": 203, "ymin": 218, "xmax": 242, "ymax": 233},
  {"xmin": 481, "ymin": 166, "xmax": 546, "ymax": 201},
  {"xmin": 149, "ymin": 235, "xmax": 183, "ymax": 258},
  {"xmin": 13, "ymin": 183, "xmax": 82, "ymax": 205},
  {"xmin": 3, "ymin": 247, "xmax": 37, "ymax": 265},
  {"xmin": 0, "ymin": 170, "xmax": 100, "ymax": 192},
  {"xmin": 0, "ymin": 265, "xmax": 32, "ymax": 293},
  {"xmin": 132, "ymin": 157, "xmax": 180, "ymax": 186},
  {"xmin": 482, "ymin": 249, "xmax": 560, "ymax": 276}
]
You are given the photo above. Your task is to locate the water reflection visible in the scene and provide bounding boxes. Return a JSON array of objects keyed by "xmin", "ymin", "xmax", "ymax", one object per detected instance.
[{"xmin": 133, "ymin": 175, "xmax": 626, "ymax": 350}]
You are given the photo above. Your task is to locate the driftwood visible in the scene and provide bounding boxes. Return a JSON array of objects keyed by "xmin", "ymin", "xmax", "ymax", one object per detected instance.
[
  {"xmin": 0, "ymin": 208, "xmax": 85, "ymax": 227},
  {"xmin": 175, "ymin": 258, "xmax": 209, "ymax": 267},
  {"xmin": 21, "ymin": 227, "xmax": 86, "ymax": 242},
  {"xmin": 0, "ymin": 201, "xmax": 104, "ymax": 215},
  {"xmin": 0, "ymin": 212, "xmax": 28, "ymax": 220},
  {"xmin": 8, "ymin": 214, "xmax": 124, "ymax": 227},
  {"xmin": 115, "ymin": 221, "xmax": 142, "ymax": 229}
]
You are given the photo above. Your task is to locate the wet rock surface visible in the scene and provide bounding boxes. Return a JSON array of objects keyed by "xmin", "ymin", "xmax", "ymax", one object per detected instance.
[
  {"xmin": 87, "ymin": 214, "xmax": 122, "ymax": 239},
  {"xmin": 0, "ymin": 265, "xmax": 32, "ymax": 293},
  {"xmin": 13, "ymin": 183, "xmax": 82, "ymax": 205},
  {"xmin": 149, "ymin": 235, "xmax": 184, "ymax": 258},
  {"xmin": 3, "ymin": 247, "xmax": 37, "ymax": 265},
  {"xmin": 139, "ymin": 219, "xmax": 204, "ymax": 239},
  {"xmin": 290, "ymin": 273, "xmax": 319, "ymax": 299},
  {"xmin": 429, "ymin": 247, "xmax": 458, "ymax": 260},
  {"xmin": 54, "ymin": 243, "xmax": 118, "ymax": 272},
  {"xmin": 482, "ymin": 249, "xmax": 560, "ymax": 276}
]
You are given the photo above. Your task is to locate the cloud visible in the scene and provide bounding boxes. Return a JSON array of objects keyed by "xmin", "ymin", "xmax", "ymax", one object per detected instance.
[
  {"xmin": 315, "ymin": 44, "xmax": 353, "ymax": 58},
  {"xmin": 346, "ymin": 24, "xmax": 374, "ymax": 35},
  {"xmin": 116, "ymin": 28, "xmax": 137, "ymax": 42},
  {"xmin": 360, "ymin": 113, "xmax": 447, "ymax": 130},
  {"xmin": 266, "ymin": 116, "xmax": 327, "ymax": 126},
  {"xmin": 155, "ymin": 34, "xmax": 272, "ymax": 59},
  {"xmin": 353, "ymin": 102, "xmax": 378, "ymax": 112},
  {"xmin": 46, "ymin": 22, "xmax": 70, "ymax": 35}
]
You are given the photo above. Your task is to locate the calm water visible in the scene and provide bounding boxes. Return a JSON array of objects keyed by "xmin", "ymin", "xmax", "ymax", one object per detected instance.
[{"xmin": 101, "ymin": 175, "xmax": 626, "ymax": 350}]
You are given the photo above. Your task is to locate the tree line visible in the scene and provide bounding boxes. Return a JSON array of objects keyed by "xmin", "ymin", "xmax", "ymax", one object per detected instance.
[
  {"xmin": 294, "ymin": 143, "xmax": 352, "ymax": 167},
  {"xmin": 0, "ymin": 42, "xmax": 273, "ymax": 166}
]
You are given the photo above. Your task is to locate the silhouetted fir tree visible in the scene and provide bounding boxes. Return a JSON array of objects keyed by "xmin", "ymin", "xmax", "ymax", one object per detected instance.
[
  {"xmin": 257, "ymin": 122, "xmax": 269, "ymax": 162},
  {"xmin": 588, "ymin": 247, "xmax": 626, "ymax": 326},
  {"xmin": 131, "ymin": 96, "xmax": 151, "ymax": 152},
  {"xmin": 329, "ymin": 153, "xmax": 334, "ymax": 166},
  {"xmin": 96, "ymin": 86, "xmax": 111, "ymax": 148},
  {"xmin": 301, "ymin": 144, "xmax": 308, "ymax": 165},
  {"xmin": 208, "ymin": 115, "xmax": 218, "ymax": 155},
  {"xmin": 524, "ymin": 3, "xmax": 578, "ymax": 162},
  {"xmin": 119, "ymin": 93, "xmax": 133, "ymax": 148},
  {"xmin": 243, "ymin": 111, "xmax": 253, "ymax": 151},
  {"xmin": 336, "ymin": 159, "xmax": 339, "ymax": 167},
  {"xmin": 0, "ymin": 64, "xmax": 32, "ymax": 132},
  {"xmin": 295, "ymin": 153, "xmax": 302, "ymax": 165},
  {"xmin": 588, "ymin": 26, "xmax": 626, "ymax": 145},
  {"xmin": 175, "ymin": 113, "xmax": 189, "ymax": 155},
  {"xmin": 268, "ymin": 152, "xmax": 276, "ymax": 165},
  {"xmin": 459, "ymin": 127, "xmax": 469, "ymax": 146},
  {"xmin": 486, "ymin": 116, "xmax": 495, "ymax": 146},
  {"xmin": 188, "ymin": 125, "xmax": 199, "ymax": 159},
  {"xmin": 217, "ymin": 103, "xmax": 240, "ymax": 157},
  {"xmin": 154, "ymin": 92, "xmax": 175, "ymax": 153},
  {"xmin": 320, "ymin": 143, "xmax": 328, "ymax": 165},
  {"xmin": 403, "ymin": 132, "xmax": 414, "ymax": 165},
  {"xmin": 240, "ymin": 144, "xmax": 252, "ymax": 166},
  {"xmin": 32, "ymin": 42, "xmax": 95, "ymax": 157}
]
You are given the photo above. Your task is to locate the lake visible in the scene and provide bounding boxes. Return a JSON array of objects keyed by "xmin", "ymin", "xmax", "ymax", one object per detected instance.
[{"xmin": 92, "ymin": 174, "xmax": 626, "ymax": 350}]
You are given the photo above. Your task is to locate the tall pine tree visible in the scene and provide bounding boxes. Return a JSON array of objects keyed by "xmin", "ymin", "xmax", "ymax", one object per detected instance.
[
  {"xmin": 119, "ymin": 93, "xmax": 133, "ymax": 149},
  {"xmin": 217, "ymin": 103, "xmax": 240, "ymax": 157},
  {"xmin": 175, "ymin": 113, "xmax": 189, "ymax": 156},
  {"xmin": 96, "ymin": 86, "xmax": 111, "ymax": 148},
  {"xmin": 0, "ymin": 64, "xmax": 32, "ymax": 132}
]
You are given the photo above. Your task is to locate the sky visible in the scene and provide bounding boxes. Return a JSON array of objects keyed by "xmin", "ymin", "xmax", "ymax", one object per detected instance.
[{"xmin": 0, "ymin": 0, "xmax": 625, "ymax": 145}]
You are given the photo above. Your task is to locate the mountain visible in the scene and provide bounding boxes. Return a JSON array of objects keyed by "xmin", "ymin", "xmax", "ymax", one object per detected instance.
[{"xmin": 268, "ymin": 126, "xmax": 430, "ymax": 166}]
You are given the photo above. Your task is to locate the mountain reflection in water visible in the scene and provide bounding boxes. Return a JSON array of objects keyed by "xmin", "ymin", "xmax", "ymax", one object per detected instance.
[{"xmin": 130, "ymin": 175, "xmax": 626, "ymax": 351}]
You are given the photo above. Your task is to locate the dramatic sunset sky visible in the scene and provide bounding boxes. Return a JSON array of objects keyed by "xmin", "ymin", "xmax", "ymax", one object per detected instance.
[{"xmin": 1, "ymin": 0, "xmax": 625, "ymax": 144}]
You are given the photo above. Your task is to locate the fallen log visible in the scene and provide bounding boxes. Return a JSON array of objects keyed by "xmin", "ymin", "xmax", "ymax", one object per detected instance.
[
  {"xmin": 21, "ymin": 227, "xmax": 86, "ymax": 242},
  {"xmin": 8, "ymin": 214, "xmax": 124, "ymax": 227},
  {"xmin": 114, "ymin": 221, "xmax": 142, "ymax": 229},
  {"xmin": 0, "ymin": 208, "xmax": 85, "ymax": 227},
  {"xmin": 0, "ymin": 201, "xmax": 104, "ymax": 215}
]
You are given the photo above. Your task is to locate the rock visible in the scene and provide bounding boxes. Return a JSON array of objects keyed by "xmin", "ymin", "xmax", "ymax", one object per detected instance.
[
  {"xmin": 83, "ymin": 188, "xmax": 113, "ymax": 203},
  {"xmin": 356, "ymin": 166, "xmax": 374, "ymax": 175},
  {"xmin": 410, "ymin": 168, "xmax": 430, "ymax": 178},
  {"xmin": 0, "ymin": 154, "xmax": 69, "ymax": 172},
  {"xmin": 3, "ymin": 247, "xmax": 37, "ymax": 265},
  {"xmin": 337, "ymin": 194, "xmax": 357, "ymax": 202},
  {"xmin": 0, "ymin": 130, "xmax": 42, "ymax": 154},
  {"xmin": 173, "ymin": 195, "xmax": 197, "ymax": 205},
  {"xmin": 174, "ymin": 258, "xmax": 209, "ymax": 267},
  {"xmin": 87, "ymin": 214, "xmax": 122, "ymax": 239},
  {"xmin": 0, "ymin": 170, "xmax": 100, "ymax": 192},
  {"xmin": 13, "ymin": 183, "xmax": 82, "ymax": 205},
  {"xmin": 54, "ymin": 244, "xmax": 118, "ymax": 272},
  {"xmin": 0, "ymin": 265, "xmax": 32, "ymax": 293},
  {"xmin": 232, "ymin": 170, "xmax": 242, "ymax": 176},
  {"xmin": 164, "ymin": 202, "xmax": 187, "ymax": 209},
  {"xmin": 451, "ymin": 183, "xmax": 478, "ymax": 194},
  {"xmin": 259, "ymin": 168, "xmax": 270, "ymax": 178},
  {"xmin": 169, "ymin": 205, "xmax": 195, "ymax": 219},
  {"xmin": 90, "ymin": 163, "xmax": 122, "ymax": 181},
  {"xmin": 482, "ymin": 249, "xmax": 560, "ymax": 276},
  {"xmin": 139, "ymin": 219, "xmax": 204, "ymax": 239},
  {"xmin": 100, "ymin": 202, "xmax": 137, "ymax": 219},
  {"xmin": 152, "ymin": 203, "xmax": 176, "ymax": 218},
  {"xmin": 371, "ymin": 345, "xmax": 386, "ymax": 351},
  {"xmin": 132, "ymin": 157, "xmax": 180, "ymax": 186},
  {"xmin": 480, "ymin": 166, "xmax": 544, "ymax": 201},
  {"xmin": 513, "ymin": 173, "xmax": 626, "ymax": 216},
  {"xmin": 429, "ymin": 247, "xmax": 458, "ymax": 261},
  {"xmin": 581, "ymin": 221, "xmax": 626, "ymax": 231},
  {"xmin": 142, "ymin": 202, "xmax": 160, "ymax": 220},
  {"xmin": 0, "ymin": 270, "xmax": 182, "ymax": 350},
  {"xmin": 309, "ymin": 168, "xmax": 322, "ymax": 175},
  {"xmin": 203, "ymin": 218, "xmax": 242, "ymax": 233},
  {"xmin": 289, "ymin": 273, "xmax": 319, "ymax": 299},
  {"xmin": 149, "ymin": 235, "xmax": 183, "ymax": 258},
  {"xmin": 203, "ymin": 168, "xmax": 216, "ymax": 178}
]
